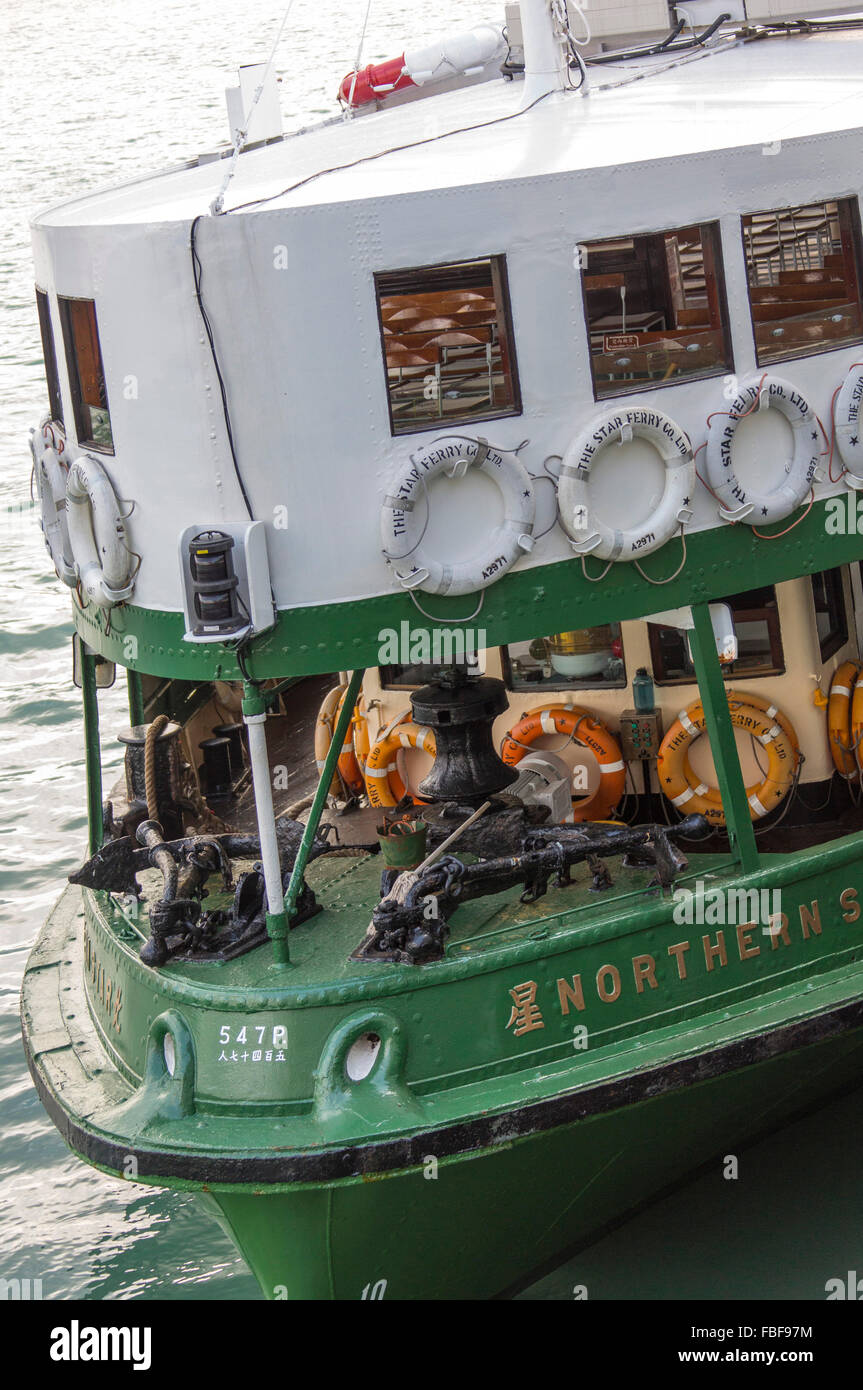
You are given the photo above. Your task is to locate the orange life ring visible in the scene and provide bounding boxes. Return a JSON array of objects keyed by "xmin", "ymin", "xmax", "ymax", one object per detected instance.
[
  {"xmin": 851, "ymin": 669, "xmax": 863, "ymax": 777},
  {"xmin": 658, "ymin": 696, "xmax": 796, "ymax": 824},
  {"xmin": 364, "ymin": 722, "xmax": 437, "ymax": 808},
  {"xmin": 829, "ymin": 660, "xmax": 862, "ymax": 778},
  {"xmin": 690, "ymin": 691, "xmax": 800, "ymax": 818},
  {"xmin": 315, "ymin": 684, "xmax": 346, "ymax": 796},
  {"xmin": 501, "ymin": 705, "xmax": 626, "ymax": 823},
  {"xmin": 333, "ymin": 691, "xmax": 365, "ymax": 796}
]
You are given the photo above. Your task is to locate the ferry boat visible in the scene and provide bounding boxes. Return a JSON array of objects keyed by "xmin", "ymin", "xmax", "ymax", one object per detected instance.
[{"xmin": 20, "ymin": 0, "xmax": 863, "ymax": 1299}]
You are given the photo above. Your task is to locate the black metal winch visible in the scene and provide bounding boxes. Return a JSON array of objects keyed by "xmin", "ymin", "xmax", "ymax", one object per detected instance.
[{"xmin": 409, "ymin": 669, "xmax": 517, "ymax": 804}]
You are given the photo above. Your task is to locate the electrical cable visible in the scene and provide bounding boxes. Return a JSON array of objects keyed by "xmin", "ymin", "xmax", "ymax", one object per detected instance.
[{"xmin": 190, "ymin": 215, "xmax": 255, "ymax": 521}]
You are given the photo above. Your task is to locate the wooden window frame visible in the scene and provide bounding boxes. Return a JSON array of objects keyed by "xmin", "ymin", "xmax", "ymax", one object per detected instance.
[
  {"xmin": 57, "ymin": 295, "xmax": 114, "ymax": 454},
  {"xmin": 812, "ymin": 567, "xmax": 848, "ymax": 663},
  {"xmin": 579, "ymin": 220, "xmax": 733, "ymax": 403},
  {"xmin": 374, "ymin": 255, "xmax": 522, "ymax": 438},
  {"xmin": 35, "ymin": 289, "xmax": 64, "ymax": 425}
]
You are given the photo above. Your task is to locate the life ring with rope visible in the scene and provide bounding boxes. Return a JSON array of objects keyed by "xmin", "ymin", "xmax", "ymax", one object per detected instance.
[
  {"xmin": 557, "ymin": 406, "xmax": 694, "ymax": 562},
  {"xmin": 65, "ymin": 453, "xmax": 135, "ymax": 608},
  {"xmin": 657, "ymin": 694, "xmax": 797, "ymax": 824},
  {"xmin": 380, "ymin": 436, "xmax": 536, "ymax": 597},
  {"xmin": 30, "ymin": 427, "xmax": 76, "ymax": 587},
  {"xmin": 363, "ymin": 721, "xmax": 437, "ymax": 807},
  {"xmin": 704, "ymin": 374, "xmax": 820, "ymax": 525}
]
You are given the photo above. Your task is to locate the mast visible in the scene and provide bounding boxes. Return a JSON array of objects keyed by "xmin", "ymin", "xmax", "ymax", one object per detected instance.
[{"xmin": 519, "ymin": 0, "xmax": 569, "ymax": 105}]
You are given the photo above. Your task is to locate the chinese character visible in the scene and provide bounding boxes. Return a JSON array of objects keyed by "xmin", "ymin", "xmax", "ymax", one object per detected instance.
[
  {"xmin": 218, "ymin": 1050, "xmax": 228, "ymax": 1063},
  {"xmin": 265, "ymin": 1050, "xmax": 273, "ymax": 1062},
  {"xmin": 230, "ymin": 1050, "xmax": 238, "ymax": 1062},
  {"xmin": 506, "ymin": 981, "xmax": 545, "ymax": 1036},
  {"xmin": 252, "ymin": 1049, "xmax": 262, "ymax": 1061},
  {"xmin": 275, "ymin": 1050, "xmax": 286, "ymax": 1062}
]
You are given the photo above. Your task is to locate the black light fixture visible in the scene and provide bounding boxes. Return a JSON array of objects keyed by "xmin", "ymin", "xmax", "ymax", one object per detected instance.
[{"xmin": 187, "ymin": 531, "xmax": 245, "ymax": 638}]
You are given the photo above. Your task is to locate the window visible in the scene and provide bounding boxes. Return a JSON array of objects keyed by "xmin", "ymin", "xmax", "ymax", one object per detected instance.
[
  {"xmin": 649, "ymin": 587, "xmax": 784, "ymax": 684},
  {"xmin": 503, "ymin": 628, "xmax": 625, "ymax": 691},
  {"xmin": 375, "ymin": 257, "xmax": 520, "ymax": 435},
  {"xmin": 57, "ymin": 296, "xmax": 113, "ymax": 452},
  {"xmin": 580, "ymin": 223, "xmax": 732, "ymax": 399},
  {"xmin": 812, "ymin": 568, "xmax": 848, "ymax": 662},
  {"xmin": 35, "ymin": 290, "xmax": 63, "ymax": 424},
  {"xmin": 742, "ymin": 199, "xmax": 863, "ymax": 365}
]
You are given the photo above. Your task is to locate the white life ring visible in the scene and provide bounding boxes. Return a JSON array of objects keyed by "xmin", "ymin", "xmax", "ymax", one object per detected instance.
[
  {"xmin": 65, "ymin": 454, "xmax": 135, "ymax": 608},
  {"xmin": 30, "ymin": 428, "xmax": 77, "ymax": 587},
  {"xmin": 558, "ymin": 407, "xmax": 694, "ymax": 561},
  {"xmin": 381, "ymin": 436, "xmax": 535, "ymax": 597},
  {"xmin": 834, "ymin": 364, "xmax": 863, "ymax": 488},
  {"xmin": 705, "ymin": 374, "xmax": 821, "ymax": 525}
]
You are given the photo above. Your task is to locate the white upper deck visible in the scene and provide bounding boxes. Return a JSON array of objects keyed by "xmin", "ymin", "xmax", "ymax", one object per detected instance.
[{"xmin": 34, "ymin": 26, "xmax": 863, "ymax": 228}]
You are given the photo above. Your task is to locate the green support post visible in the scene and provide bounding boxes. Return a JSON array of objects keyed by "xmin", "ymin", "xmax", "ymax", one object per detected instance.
[
  {"xmin": 127, "ymin": 668, "xmax": 145, "ymax": 727},
  {"xmin": 80, "ymin": 646, "xmax": 104, "ymax": 856},
  {"xmin": 282, "ymin": 668, "xmax": 365, "ymax": 937},
  {"xmin": 688, "ymin": 602, "xmax": 759, "ymax": 874}
]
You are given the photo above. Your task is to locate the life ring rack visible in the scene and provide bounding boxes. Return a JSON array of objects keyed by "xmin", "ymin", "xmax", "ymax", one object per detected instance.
[
  {"xmin": 704, "ymin": 374, "xmax": 821, "ymax": 525},
  {"xmin": 65, "ymin": 454, "xmax": 136, "ymax": 609},
  {"xmin": 658, "ymin": 693, "xmax": 798, "ymax": 824},
  {"xmin": 381, "ymin": 436, "xmax": 536, "ymax": 598},
  {"xmin": 501, "ymin": 705, "xmax": 626, "ymax": 822},
  {"xmin": 557, "ymin": 407, "xmax": 695, "ymax": 562}
]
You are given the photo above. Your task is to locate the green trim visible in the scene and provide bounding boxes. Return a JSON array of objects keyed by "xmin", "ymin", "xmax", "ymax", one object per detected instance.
[
  {"xmin": 689, "ymin": 602, "xmax": 759, "ymax": 872},
  {"xmin": 126, "ymin": 668, "xmax": 145, "ymax": 726},
  {"xmin": 80, "ymin": 648, "xmax": 103, "ymax": 856},
  {"xmin": 71, "ymin": 496, "xmax": 863, "ymax": 680},
  {"xmin": 282, "ymin": 668, "xmax": 365, "ymax": 956}
]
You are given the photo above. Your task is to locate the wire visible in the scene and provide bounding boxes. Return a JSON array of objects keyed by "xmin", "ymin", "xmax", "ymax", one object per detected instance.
[
  {"xmin": 190, "ymin": 215, "xmax": 254, "ymax": 521},
  {"xmin": 407, "ymin": 588, "xmax": 485, "ymax": 624},
  {"xmin": 343, "ymin": 0, "xmax": 375, "ymax": 118},
  {"xmin": 211, "ymin": 0, "xmax": 299, "ymax": 215},
  {"xmin": 226, "ymin": 89, "xmax": 556, "ymax": 215},
  {"xmin": 632, "ymin": 529, "xmax": 688, "ymax": 585}
]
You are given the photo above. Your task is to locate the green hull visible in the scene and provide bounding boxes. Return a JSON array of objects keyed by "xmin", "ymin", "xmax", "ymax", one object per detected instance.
[
  {"xmin": 21, "ymin": 834, "xmax": 863, "ymax": 1297},
  {"xmin": 205, "ymin": 1030, "xmax": 863, "ymax": 1300}
]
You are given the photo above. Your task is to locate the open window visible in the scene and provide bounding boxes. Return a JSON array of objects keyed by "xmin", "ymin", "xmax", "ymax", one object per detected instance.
[
  {"xmin": 580, "ymin": 222, "xmax": 732, "ymax": 399},
  {"xmin": 57, "ymin": 296, "xmax": 113, "ymax": 452},
  {"xmin": 375, "ymin": 257, "xmax": 520, "ymax": 436},
  {"xmin": 742, "ymin": 199, "xmax": 863, "ymax": 365},
  {"xmin": 812, "ymin": 567, "xmax": 848, "ymax": 662},
  {"xmin": 35, "ymin": 290, "xmax": 64, "ymax": 425},
  {"xmin": 503, "ymin": 627, "xmax": 625, "ymax": 691},
  {"xmin": 649, "ymin": 586, "xmax": 784, "ymax": 684}
]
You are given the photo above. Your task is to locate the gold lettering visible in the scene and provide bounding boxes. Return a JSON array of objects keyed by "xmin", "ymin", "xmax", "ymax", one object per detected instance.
[
  {"xmin": 632, "ymin": 954, "xmax": 657, "ymax": 993},
  {"xmin": 702, "ymin": 930, "xmax": 727, "ymax": 972},
  {"xmin": 768, "ymin": 912, "xmax": 790, "ymax": 949},
  {"xmin": 557, "ymin": 975, "xmax": 586, "ymax": 1015},
  {"xmin": 667, "ymin": 940, "xmax": 690, "ymax": 980},
  {"xmin": 800, "ymin": 900, "xmax": 822, "ymax": 940},
  {"xmin": 840, "ymin": 887, "xmax": 860, "ymax": 924},
  {"xmin": 596, "ymin": 964, "xmax": 621, "ymax": 1003},
  {"xmin": 736, "ymin": 923, "xmax": 760, "ymax": 961},
  {"xmin": 112, "ymin": 988, "xmax": 122, "ymax": 1032}
]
